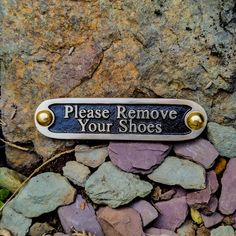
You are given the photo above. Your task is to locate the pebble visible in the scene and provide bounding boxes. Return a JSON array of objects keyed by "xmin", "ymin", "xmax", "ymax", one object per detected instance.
[
  {"xmin": 85, "ymin": 162, "xmax": 152, "ymax": 208},
  {"xmin": 219, "ymin": 159, "xmax": 236, "ymax": 214},
  {"xmin": 214, "ymin": 158, "xmax": 227, "ymax": 175},
  {"xmin": 210, "ymin": 225, "xmax": 235, "ymax": 236},
  {"xmin": 0, "ymin": 167, "xmax": 26, "ymax": 193},
  {"xmin": 207, "ymin": 122, "xmax": 236, "ymax": 158},
  {"xmin": 190, "ymin": 208, "xmax": 203, "ymax": 224},
  {"xmin": 153, "ymin": 197, "xmax": 188, "ymax": 231},
  {"xmin": 148, "ymin": 156, "xmax": 206, "ymax": 190},
  {"xmin": 174, "ymin": 138, "xmax": 218, "ymax": 168},
  {"xmin": 201, "ymin": 213, "xmax": 224, "ymax": 228},
  {"xmin": 63, "ymin": 161, "xmax": 90, "ymax": 187},
  {"xmin": 202, "ymin": 196, "xmax": 218, "ymax": 215},
  {"xmin": 108, "ymin": 142, "xmax": 172, "ymax": 174},
  {"xmin": 75, "ymin": 145, "xmax": 108, "ymax": 168},
  {"xmin": 145, "ymin": 227, "xmax": 177, "ymax": 236},
  {"xmin": 97, "ymin": 206, "xmax": 144, "ymax": 236},
  {"xmin": 177, "ymin": 220, "xmax": 196, "ymax": 236},
  {"xmin": 58, "ymin": 195, "xmax": 104, "ymax": 235},
  {"xmin": 11, "ymin": 172, "xmax": 76, "ymax": 217},
  {"xmin": 29, "ymin": 222, "xmax": 55, "ymax": 236},
  {"xmin": 129, "ymin": 200, "xmax": 158, "ymax": 226},
  {"xmin": 0, "ymin": 228, "xmax": 12, "ymax": 236}
]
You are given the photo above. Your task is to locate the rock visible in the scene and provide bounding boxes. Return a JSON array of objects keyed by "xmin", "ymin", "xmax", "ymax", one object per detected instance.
[
  {"xmin": 148, "ymin": 156, "xmax": 206, "ymax": 190},
  {"xmin": 190, "ymin": 208, "xmax": 203, "ymax": 224},
  {"xmin": 54, "ymin": 234, "xmax": 69, "ymax": 236},
  {"xmin": 202, "ymin": 196, "xmax": 218, "ymax": 215},
  {"xmin": 145, "ymin": 227, "xmax": 177, "ymax": 236},
  {"xmin": 29, "ymin": 222, "xmax": 55, "ymax": 236},
  {"xmin": 129, "ymin": 200, "xmax": 158, "ymax": 227},
  {"xmin": 196, "ymin": 225, "xmax": 210, "ymax": 236},
  {"xmin": 58, "ymin": 195, "xmax": 104, "ymax": 235},
  {"xmin": 172, "ymin": 186, "xmax": 187, "ymax": 198},
  {"xmin": 97, "ymin": 206, "xmax": 144, "ymax": 236},
  {"xmin": 11, "ymin": 172, "xmax": 76, "ymax": 217},
  {"xmin": 210, "ymin": 226, "xmax": 234, "ymax": 236},
  {"xmin": 219, "ymin": 159, "xmax": 236, "ymax": 214},
  {"xmin": 214, "ymin": 158, "xmax": 227, "ymax": 175},
  {"xmin": 0, "ymin": 205, "xmax": 32, "ymax": 236},
  {"xmin": 108, "ymin": 142, "xmax": 172, "ymax": 174},
  {"xmin": 62, "ymin": 161, "xmax": 90, "ymax": 187},
  {"xmin": 75, "ymin": 145, "xmax": 108, "ymax": 168},
  {"xmin": 0, "ymin": 167, "xmax": 26, "ymax": 193},
  {"xmin": 153, "ymin": 197, "xmax": 188, "ymax": 231},
  {"xmin": 201, "ymin": 213, "xmax": 224, "ymax": 228},
  {"xmin": 177, "ymin": 220, "xmax": 196, "ymax": 236},
  {"xmin": 0, "ymin": 228, "xmax": 12, "ymax": 236},
  {"xmin": 85, "ymin": 162, "xmax": 152, "ymax": 208},
  {"xmin": 160, "ymin": 190, "xmax": 176, "ymax": 201},
  {"xmin": 207, "ymin": 122, "xmax": 236, "ymax": 158},
  {"xmin": 174, "ymin": 138, "xmax": 218, "ymax": 168}
]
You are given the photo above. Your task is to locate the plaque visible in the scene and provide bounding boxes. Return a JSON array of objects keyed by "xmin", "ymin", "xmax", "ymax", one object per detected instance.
[{"xmin": 35, "ymin": 98, "xmax": 207, "ymax": 141}]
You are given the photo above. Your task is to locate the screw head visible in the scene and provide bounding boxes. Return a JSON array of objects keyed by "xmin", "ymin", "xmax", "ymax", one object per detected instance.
[
  {"xmin": 36, "ymin": 110, "xmax": 53, "ymax": 126},
  {"xmin": 186, "ymin": 112, "xmax": 205, "ymax": 130}
]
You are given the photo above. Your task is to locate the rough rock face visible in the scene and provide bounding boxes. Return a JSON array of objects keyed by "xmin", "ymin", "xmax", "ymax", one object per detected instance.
[{"xmin": 0, "ymin": 0, "xmax": 236, "ymax": 161}]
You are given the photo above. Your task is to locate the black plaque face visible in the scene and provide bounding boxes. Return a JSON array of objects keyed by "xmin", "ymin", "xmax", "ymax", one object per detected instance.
[{"xmin": 35, "ymin": 98, "xmax": 207, "ymax": 141}]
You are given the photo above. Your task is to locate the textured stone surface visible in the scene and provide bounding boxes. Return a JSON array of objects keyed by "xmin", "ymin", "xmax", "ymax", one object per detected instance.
[
  {"xmin": 153, "ymin": 197, "xmax": 188, "ymax": 231},
  {"xmin": 174, "ymin": 138, "xmax": 218, "ymax": 168},
  {"xmin": 63, "ymin": 161, "xmax": 90, "ymax": 187},
  {"xmin": 201, "ymin": 213, "xmax": 224, "ymax": 228},
  {"xmin": 97, "ymin": 206, "xmax": 144, "ymax": 236},
  {"xmin": 177, "ymin": 220, "xmax": 196, "ymax": 236},
  {"xmin": 58, "ymin": 195, "xmax": 104, "ymax": 235},
  {"xmin": 108, "ymin": 142, "xmax": 171, "ymax": 174},
  {"xmin": 75, "ymin": 145, "xmax": 108, "ymax": 168},
  {"xmin": 29, "ymin": 222, "xmax": 55, "ymax": 236},
  {"xmin": 219, "ymin": 159, "xmax": 236, "ymax": 215},
  {"xmin": 148, "ymin": 156, "xmax": 206, "ymax": 189},
  {"xmin": 85, "ymin": 162, "xmax": 152, "ymax": 208},
  {"xmin": 207, "ymin": 122, "xmax": 236, "ymax": 158},
  {"xmin": 11, "ymin": 172, "xmax": 76, "ymax": 217},
  {"xmin": 130, "ymin": 200, "xmax": 158, "ymax": 227},
  {"xmin": 210, "ymin": 226, "xmax": 235, "ymax": 236},
  {"xmin": 145, "ymin": 227, "xmax": 177, "ymax": 236}
]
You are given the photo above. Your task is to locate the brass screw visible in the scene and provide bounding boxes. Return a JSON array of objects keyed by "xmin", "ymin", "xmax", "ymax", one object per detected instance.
[
  {"xmin": 186, "ymin": 112, "xmax": 205, "ymax": 130},
  {"xmin": 36, "ymin": 110, "xmax": 53, "ymax": 126}
]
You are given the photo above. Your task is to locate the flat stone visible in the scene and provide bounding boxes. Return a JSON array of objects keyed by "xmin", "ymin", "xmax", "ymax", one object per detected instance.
[
  {"xmin": 174, "ymin": 138, "xmax": 219, "ymax": 168},
  {"xmin": 145, "ymin": 227, "xmax": 177, "ymax": 236},
  {"xmin": 177, "ymin": 220, "xmax": 196, "ymax": 236},
  {"xmin": 129, "ymin": 200, "xmax": 158, "ymax": 226},
  {"xmin": 97, "ymin": 206, "xmax": 144, "ymax": 236},
  {"xmin": 0, "ymin": 167, "xmax": 26, "ymax": 193},
  {"xmin": 210, "ymin": 226, "xmax": 234, "ymax": 236},
  {"xmin": 11, "ymin": 172, "xmax": 76, "ymax": 217},
  {"xmin": 63, "ymin": 161, "xmax": 90, "ymax": 187},
  {"xmin": 202, "ymin": 196, "xmax": 218, "ymax": 215},
  {"xmin": 0, "ymin": 205, "xmax": 32, "ymax": 236},
  {"xmin": 148, "ymin": 156, "xmax": 206, "ymax": 190},
  {"xmin": 207, "ymin": 122, "xmax": 236, "ymax": 158},
  {"xmin": 201, "ymin": 213, "xmax": 224, "ymax": 228},
  {"xmin": 75, "ymin": 145, "xmax": 108, "ymax": 168},
  {"xmin": 29, "ymin": 222, "xmax": 55, "ymax": 236},
  {"xmin": 153, "ymin": 197, "xmax": 188, "ymax": 231},
  {"xmin": 58, "ymin": 194, "xmax": 104, "ymax": 235},
  {"xmin": 108, "ymin": 142, "xmax": 172, "ymax": 174},
  {"xmin": 85, "ymin": 162, "xmax": 152, "ymax": 208},
  {"xmin": 219, "ymin": 159, "xmax": 236, "ymax": 214}
]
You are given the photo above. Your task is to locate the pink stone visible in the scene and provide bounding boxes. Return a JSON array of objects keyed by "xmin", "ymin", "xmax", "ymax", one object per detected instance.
[
  {"xmin": 201, "ymin": 213, "xmax": 224, "ymax": 228},
  {"xmin": 174, "ymin": 138, "xmax": 218, "ymax": 169},
  {"xmin": 145, "ymin": 227, "xmax": 177, "ymax": 236}
]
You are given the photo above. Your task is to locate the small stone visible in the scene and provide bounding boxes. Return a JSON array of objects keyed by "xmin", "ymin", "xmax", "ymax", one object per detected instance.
[
  {"xmin": 190, "ymin": 208, "xmax": 203, "ymax": 224},
  {"xmin": 210, "ymin": 226, "xmax": 234, "ymax": 236},
  {"xmin": 219, "ymin": 159, "xmax": 236, "ymax": 214},
  {"xmin": 54, "ymin": 233, "xmax": 69, "ymax": 236},
  {"xmin": 214, "ymin": 158, "xmax": 227, "ymax": 175},
  {"xmin": 0, "ymin": 205, "xmax": 32, "ymax": 236},
  {"xmin": 223, "ymin": 215, "xmax": 235, "ymax": 226},
  {"xmin": 145, "ymin": 227, "xmax": 177, "ymax": 236},
  {"xmin": 202, "ymin": 196, "xmax": 218, "ymax": 215},
  {"xmin": 0, "ymin": 167, "xmax": 26, "ymax": 193},
  {"xmin": 172, "ymin": 186, "xmax": 187, "ymax": 198},
  {"xmin": 63, "ymin": 161, "xmax": 90, "ymax": 187},
  {"xmin": 207, "ymin": 122, "xmax": 236, "ymax": 158},
  {"xmin": 129, "ymin": 200, "xmax": 158, "ymax": 226},
  {"xmin": 108, "ymin": 142, "xmax": 172, "ymax": 174},
  {"xmin": 0, "ymin": 228, "xmax": 12, "ymax": 236},
  {"xmin": 201, "ymin": 213, "xmax": 224, "ymax": 228},
  {"xmin": 160, "ymin": 189, "xmax": 176, "ymax": 201},
  {"xmin": 174, "ymin": 138, "xmax": 218, "ymax": 168},
  {"xmin": 11, "ymin": 172, "xmax": 76, "ymax": 217},
  {"xmin": 148, "ymin": 156, "xmax": 206, "ymax": 190},
  {"xmin": 29, "ymin": 222, "xmax": 55, "ymax": 236},
  {"xmin": 75, "ymin": 145, "xmax": 108, "ymax": 168},
  {"xmin": 196, "ymin": 225, "xmax": 210, "ymax": 236},
  {"xmin": 85, "ymin": 162, "xmax": 152, "ymax": 208},
  {"xmin": 97, "ymin": 206, "xmax": 144, "ymax": 236},
  {"xmin": 153, "ymin": 197, "xmax": 188, "ymax": 231},
  {"xmin": 177, "ymin": 220, "xmax": 196, "ymax": 236},
  {"xmin": 58, "ymin": 195, "xmax": 104, "ymax": 235}
]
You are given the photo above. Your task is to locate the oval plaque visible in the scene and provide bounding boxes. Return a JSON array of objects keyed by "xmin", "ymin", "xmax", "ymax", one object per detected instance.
[{"xmin": 35, "ymin": 98, "xmax": 207, "ymax": 141}]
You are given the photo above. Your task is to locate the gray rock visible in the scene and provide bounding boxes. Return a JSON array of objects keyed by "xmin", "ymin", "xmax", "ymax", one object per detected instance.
[
  {"xmin": 201, "ymin": 213, "xmax": 224, "ymax": 228},
  {"xmin": 63, "ymin": 161, "xmax": 90, "ymax": 187},
  {"xmin": 148, "ymin": 156, "xmax": 206, "ymax": 190},
  {"xmin": 85, "ymin": 162, "xmax": 152, "ymax": 208},
  {"xmin": 207, "ymin": 122, "xmax": 236, "ymax": 158},
  {"xmin": 29, "ymin": 222, "xmax": 55, "ymax": 236},
  {"xmin": 11, "ymin": 172, "xmax": 76, "ymax": 217},
  {"xmin": 210, "ymin": 226, "xmax": 234, "ymax": 236},
  {"xmin": 75, "ymin": 145, "xmax": 108, "ymax": 168},
  {"xmin": 0, "ymin": 205, "xmax": 32, "ymax": 236},
  {"xmin": 177, "ymin": 220, "xmax": 195, "ymax": 236}
]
